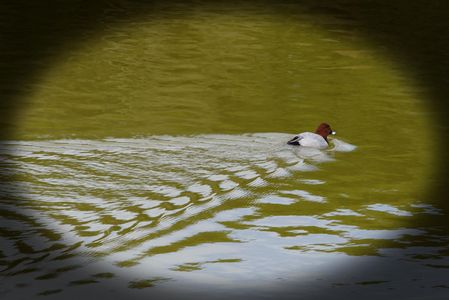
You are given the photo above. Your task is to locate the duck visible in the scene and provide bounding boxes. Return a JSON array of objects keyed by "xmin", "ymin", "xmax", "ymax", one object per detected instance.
[{"xmin": 287, "ymin": 123, "xmax": 336, "ymax": 149}]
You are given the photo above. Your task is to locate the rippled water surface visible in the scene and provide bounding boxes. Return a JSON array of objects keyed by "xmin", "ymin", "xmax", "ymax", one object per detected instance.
[{"xmin": 1, "ymin": 1, "xmax": 448, "ymax": 299}]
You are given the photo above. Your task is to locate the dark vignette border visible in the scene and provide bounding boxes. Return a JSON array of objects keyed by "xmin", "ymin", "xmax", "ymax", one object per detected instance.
[{"xmin": 1, "ymin": 1, "xmax": 449, "ymax": 299}]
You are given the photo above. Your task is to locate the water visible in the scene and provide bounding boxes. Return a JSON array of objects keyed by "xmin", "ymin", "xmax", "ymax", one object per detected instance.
[{"xmin": 1, "ymin": 1, "xmax": 448, "ymax": 299}]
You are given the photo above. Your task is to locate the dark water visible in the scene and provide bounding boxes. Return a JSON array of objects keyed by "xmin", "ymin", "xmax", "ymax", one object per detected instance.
[{"xmin": 1, "ymin": 1, "xmax": 449, "ymax": 299}]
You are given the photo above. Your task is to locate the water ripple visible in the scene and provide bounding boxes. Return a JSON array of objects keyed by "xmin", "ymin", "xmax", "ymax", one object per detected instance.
[{"xmin": 0, "ymin": 133, "xmax": 445, "ymax": 294}]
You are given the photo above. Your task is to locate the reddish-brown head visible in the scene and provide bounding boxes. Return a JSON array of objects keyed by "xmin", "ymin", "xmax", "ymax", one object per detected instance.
[{"xmin": 315, "ymin": 123, "xmax": 336, "ymax": 141}]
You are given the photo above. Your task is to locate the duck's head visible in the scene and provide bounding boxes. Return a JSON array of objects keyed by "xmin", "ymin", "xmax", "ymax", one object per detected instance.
[{"xmin": 315, "ymin": 123, "xmax": 336, "ymax": 140}]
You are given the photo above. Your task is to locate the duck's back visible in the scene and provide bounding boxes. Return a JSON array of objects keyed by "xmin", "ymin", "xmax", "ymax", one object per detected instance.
[{"xmin": 296, "ymin": 132, "xmax": 328, "ymax": 149}]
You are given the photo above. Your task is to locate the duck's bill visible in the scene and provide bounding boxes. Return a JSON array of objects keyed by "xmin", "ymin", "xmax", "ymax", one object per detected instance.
[{"xmin": 331, "ymin": 131, "xmax": 336, "ymax": 135}]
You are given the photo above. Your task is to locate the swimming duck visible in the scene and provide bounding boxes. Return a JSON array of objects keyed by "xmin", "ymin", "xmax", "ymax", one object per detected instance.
[{"xmin": 287, "ymin": 123, "xmax": 336, "ymax": 149}]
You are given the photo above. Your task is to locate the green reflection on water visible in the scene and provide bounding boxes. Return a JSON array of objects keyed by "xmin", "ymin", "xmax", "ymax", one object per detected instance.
[{"xmin": 18, "ymin": 10, "xmax": 433, "ymax": 144}]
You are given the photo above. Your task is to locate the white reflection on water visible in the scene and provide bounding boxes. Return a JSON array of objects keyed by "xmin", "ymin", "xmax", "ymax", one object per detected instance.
[{"xmin": 0, "ymin": 133, "xmax": 447, "ymax": 299}]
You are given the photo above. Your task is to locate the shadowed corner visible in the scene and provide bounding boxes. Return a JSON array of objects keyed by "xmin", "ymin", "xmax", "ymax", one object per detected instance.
[
  {"xmin": 1, "ymin": 0, "xmax": 449, "ymax": 299},
  {"xmin": 0, "ymin": 0, "xmax": 152, "ymax": 140}
]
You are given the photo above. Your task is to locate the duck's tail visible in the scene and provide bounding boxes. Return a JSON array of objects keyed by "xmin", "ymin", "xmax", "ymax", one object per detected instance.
[{"xmin": 287, "ymin": 136, "xmax": 301, "ymax": 146}]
